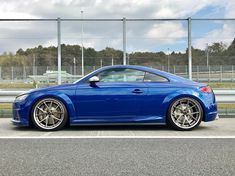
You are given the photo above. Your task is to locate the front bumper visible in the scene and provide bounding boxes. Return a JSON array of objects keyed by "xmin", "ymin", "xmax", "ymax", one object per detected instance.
[
  {"xmin": 11, "ymin": 119, "xmax": 28, "ymax": 126},
  {"xmin": 12, "ymin": 100, "xmax": 30, "ymax": 126}
]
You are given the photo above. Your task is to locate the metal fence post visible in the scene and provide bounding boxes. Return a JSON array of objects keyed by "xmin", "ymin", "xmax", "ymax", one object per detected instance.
[
  {"xmin": 185, "ymin": 65, "xmax": 187, "ymax": 77},
  {"xmin": 35, "ymin": 66, "xmax": 38, "ymax": 75},
  {"xmin": 123, "ymin": 17, "xmax": 126, "ymax": 65},
  {"xmin": 197, "ymin": 65, "xmax": 199, "ymax": 82},
  {"xmin": 100, "ymin": 59, "xmax": 103, "ymax": 68},
  {"xmin": 57, "ymin": 17, "xmax": 62, "ymax": 85},
  {"xmin": 111, "ymin": 55, "xmax": 114, "ymax": 66},
  {"xmin": 73, "ymin": 58, "xmax": 76, "ymax": 75},
  {"xmin": 188, "ymin": 17, "xmax": 192, "ymax": 80},
  {"xmin": 11, "ymin": 66, "xmax": 14, "ymax": 82},
  {"xmin": 70, "ymin": 66, "xmax": 72, "ymax": 75},
  {"xmin": 220, "ymin": 65, "xmax": 222, "ymax": 82},
  {"xmin": 208, "ymin": 65, "xmax": 211, "ymax": 82},
  {"xmin": 33, "ymin": 54, "xmax": 35, "ymax": 76},
  {"xmin": 81, "ymin": 11, "xmax": 84, "ymax": 77},
  {"xmin": 23, "ymin": 66, "xmax": 26, "ymax": 81},
  {"xmin": 232, "ymin": 65, "xmax": 234, "ymax": 82}
]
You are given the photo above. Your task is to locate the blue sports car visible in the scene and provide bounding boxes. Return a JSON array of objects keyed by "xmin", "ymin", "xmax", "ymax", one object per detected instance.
[{"xmin": 12, "ymin": 65, "xmax": 218, "ymax": 131}]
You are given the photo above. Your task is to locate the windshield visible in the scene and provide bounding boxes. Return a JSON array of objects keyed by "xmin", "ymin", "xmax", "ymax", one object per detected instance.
[{"xmin": 73, "ymin": 69, "xmax": 101, "ymax": 84}]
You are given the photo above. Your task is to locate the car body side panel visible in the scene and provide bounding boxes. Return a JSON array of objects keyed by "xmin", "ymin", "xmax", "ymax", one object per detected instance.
[{"xmin": 72, "ymin": 82, "xmax": 148, "ymax": 123}]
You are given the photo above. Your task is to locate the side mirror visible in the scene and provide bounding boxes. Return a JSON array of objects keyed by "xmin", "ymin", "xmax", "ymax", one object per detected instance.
[{"xmin": 89, "ymin": 76, "xmax": 100, "ymax": 83}]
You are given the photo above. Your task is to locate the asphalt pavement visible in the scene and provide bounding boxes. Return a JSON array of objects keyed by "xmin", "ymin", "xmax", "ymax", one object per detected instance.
[
  {"xmin": 0, "ymin": 118, "xmax": 234, "ymax": 137},
  {"xmin": 0, "ymin": 138, "xmax": 234, "ymax": 176},
  {"xmin": 0, "ymin": 118, "xmax": 235, "ymax": 176}
]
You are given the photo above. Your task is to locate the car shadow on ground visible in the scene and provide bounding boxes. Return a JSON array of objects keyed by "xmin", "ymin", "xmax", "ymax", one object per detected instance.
[
  {"xmin": 11, "ymin": 124, "xmax": 210, "ymax": 132},
  {"xmin": 62, "ymin": 124, "xmax": 210, "ymax": 132},
  {"xmin": 64, "ymin": 125, "xmax": 170, "ymax": 131}
]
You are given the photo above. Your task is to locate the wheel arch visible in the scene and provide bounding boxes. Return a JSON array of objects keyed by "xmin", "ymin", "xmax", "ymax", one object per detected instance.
[
  {"xmin": 28, "ymin": 91, "xmax": 76, "ymax": 125},
  {"xmin": 163, "ymin": 92, "xmax": 206, "ymax": 121}
]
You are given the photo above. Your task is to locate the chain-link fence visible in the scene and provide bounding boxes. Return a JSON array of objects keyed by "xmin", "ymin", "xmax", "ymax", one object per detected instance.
[
  {"xmin": 0, "ymin": 18, "xmax": 235, "ymax": 84},
  {"xmin": 1, "ymin": 65, "xmax": 235, "ymax": 84}
]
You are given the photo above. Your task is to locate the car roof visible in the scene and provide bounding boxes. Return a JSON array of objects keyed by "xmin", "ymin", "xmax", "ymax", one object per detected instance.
[{"xmin": 101, "ymin": 65, "xmax": 157, "ymax": 72}]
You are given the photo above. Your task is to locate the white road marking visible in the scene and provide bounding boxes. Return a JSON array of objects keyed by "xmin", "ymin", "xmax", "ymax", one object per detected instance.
[{"xmin": 0, "ymin": 136, "xmax": 235, "ymax": 139}]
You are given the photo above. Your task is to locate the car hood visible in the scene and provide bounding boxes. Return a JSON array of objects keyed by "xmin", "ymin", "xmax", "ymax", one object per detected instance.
[{"xmin": 26, "ymin": 83, "xmax": 76, "ymax": 94}]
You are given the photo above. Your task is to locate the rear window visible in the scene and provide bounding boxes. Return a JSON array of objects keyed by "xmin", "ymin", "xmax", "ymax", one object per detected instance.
[{"xmin": 144, "ymin": 72, "xmax": 168, "ymax": 82}]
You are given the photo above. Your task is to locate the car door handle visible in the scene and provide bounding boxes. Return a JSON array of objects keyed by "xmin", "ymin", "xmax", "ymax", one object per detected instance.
[{"xmin": 132, "ymin": 89, "xmax": 143, "ymax": 94}]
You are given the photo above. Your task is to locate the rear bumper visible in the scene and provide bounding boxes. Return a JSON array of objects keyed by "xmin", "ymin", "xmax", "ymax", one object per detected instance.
[
  {"xmin": 203, "ymin": 99, "xmax": 218, "ymax": 122},
  {"xmin": 199, "ymin": 90, "xmax": 218, "ymax": 122},
  {"xmin": 204, "ymin": 111, "xmax": 218, "ymax": 122}
]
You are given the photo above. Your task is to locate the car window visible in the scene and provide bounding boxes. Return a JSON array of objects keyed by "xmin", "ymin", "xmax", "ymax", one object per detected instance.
[
  {"xmin": 96, "ymin": 68, "xmax": 145, "ymax": 82},
  {"xmin": 144, "ymin": 72, "xmax": 168, "ymax": 82}
]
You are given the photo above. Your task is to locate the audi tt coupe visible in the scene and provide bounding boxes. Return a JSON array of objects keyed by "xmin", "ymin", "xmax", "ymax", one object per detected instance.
[{"xmin": 12, "ymin": 65, "xmax": 218, "ymax": 131}]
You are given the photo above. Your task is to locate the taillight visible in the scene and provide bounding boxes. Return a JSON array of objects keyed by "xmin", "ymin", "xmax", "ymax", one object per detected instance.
[{"xmin": 200, "ymin": 86, "xmax": 212, "ymax": 93}]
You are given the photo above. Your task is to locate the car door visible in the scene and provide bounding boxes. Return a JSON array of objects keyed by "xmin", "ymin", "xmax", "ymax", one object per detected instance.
[{"xmin": 75, "ymin": 68, "xmax": 147, "ymax": 121}]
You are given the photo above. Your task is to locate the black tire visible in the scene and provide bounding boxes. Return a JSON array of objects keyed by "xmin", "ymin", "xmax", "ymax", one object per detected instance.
[
  {"xmin": 31, "ymin": 98, "xmax": 68, "ymax": 131},
  {"xmin": 167, "ymin": 97, "xmax": 203, "ymax": 131}
]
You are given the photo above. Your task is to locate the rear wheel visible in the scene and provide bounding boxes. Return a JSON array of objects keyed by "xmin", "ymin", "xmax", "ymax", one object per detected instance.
[
  {"xmin": 168, "ymin": 97, "xmax": 203, "ymax": 131},
  {"xmin": 32, "ymin": 98, "xmax": 68, "ymax": 131}
]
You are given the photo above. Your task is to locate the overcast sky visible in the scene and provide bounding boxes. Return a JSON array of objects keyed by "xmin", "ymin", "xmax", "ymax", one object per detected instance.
[{"xmin": 0, "ymin": 0, "xmax": 234, "ymax": 53}]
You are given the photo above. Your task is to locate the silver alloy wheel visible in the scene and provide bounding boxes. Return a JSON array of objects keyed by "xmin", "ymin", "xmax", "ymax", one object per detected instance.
[
  {"xmin": 33, "ymin": 98, "xmax": 65, "ymax": 130},
  {"xmin": 170, "ymin": 98, "xmax": 202, "ymax": 129}
]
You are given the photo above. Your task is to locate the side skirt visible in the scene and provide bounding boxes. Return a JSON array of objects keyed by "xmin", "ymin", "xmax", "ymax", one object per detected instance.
[{"xmin": 70, "ymin": 122, "xmax": 166, "ymax": 126}]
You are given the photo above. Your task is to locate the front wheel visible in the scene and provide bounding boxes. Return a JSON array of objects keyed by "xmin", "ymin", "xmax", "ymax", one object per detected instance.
[
  {"xmin": 168, "ymin": 97, "xmax": 203, "ymax": 131},
  {"xmin": 31, "ymin": 98, "xmax": 68, "ymax": 131}
]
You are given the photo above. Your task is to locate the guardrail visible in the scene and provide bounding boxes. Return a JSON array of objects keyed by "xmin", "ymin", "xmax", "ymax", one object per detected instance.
[
  {"xmin": 0, "ymin": 91, "xmax": 26, "ymax": 103},
  {"xmin": 213, "ymin": 90, "xmax": 235, "ymax": 103},
  {"xmin": 0, "ymin": 89, "xmax": 234, "ymax": 103}
]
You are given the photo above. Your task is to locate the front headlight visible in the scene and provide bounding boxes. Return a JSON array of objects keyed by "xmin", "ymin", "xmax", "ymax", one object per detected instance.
[{"xmin": 15, "ymin": 94, "xmax": 28, "ymax": 102}]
